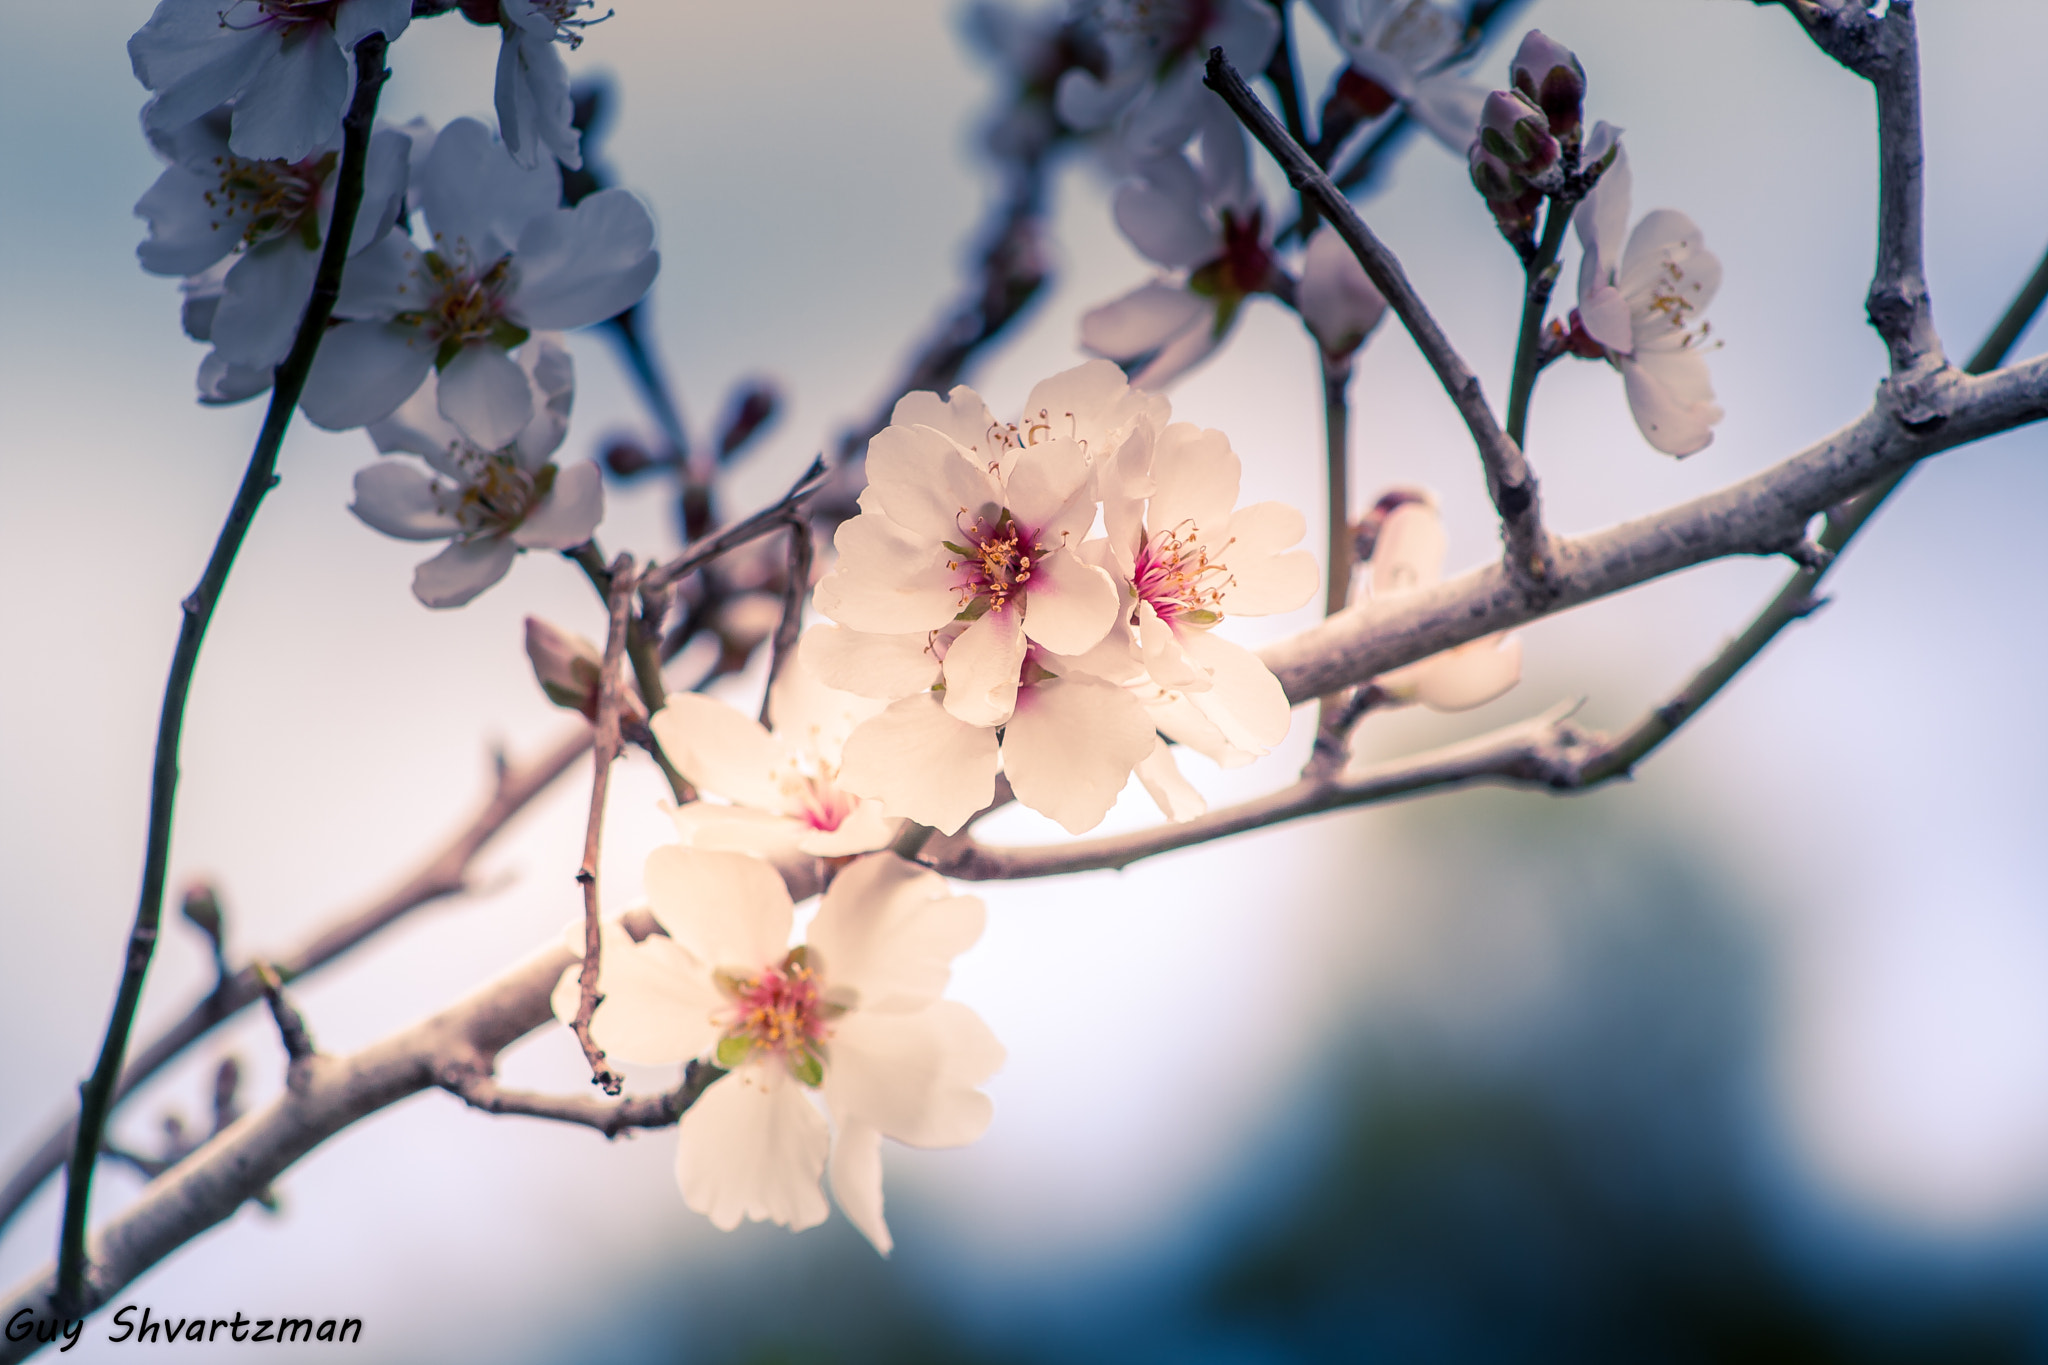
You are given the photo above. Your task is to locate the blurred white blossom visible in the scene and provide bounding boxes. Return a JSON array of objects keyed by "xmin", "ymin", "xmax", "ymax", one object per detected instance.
[{"xmin": 1352, "ymin": 490, "xmax": 1521, "ymax": 715}]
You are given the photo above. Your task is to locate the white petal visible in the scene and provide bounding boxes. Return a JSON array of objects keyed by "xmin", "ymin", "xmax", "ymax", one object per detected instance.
[
  {"xmin": 1129, "ymin": 306, "xmax": 1227, "ymax": 389},
  {"xmin": 1573, "ymin": 128, "xmax": 1631, "ymax": 278},
  {"xmin": 1370, "ymin": 498, "xmax": 1446, "ymax": 596},
  {"xmin": 1019, "ymin": 546, "xmax": 1119, "ymax": 656},
  {"xmin": 1000, "ymin": 675, "xmax": 1154, "ymax": 834},
  {"xmin": 667, "ymin": 803, "xmax": 808, "ymax": 860},
  {"xmin": 865, "ymin": 421, "xmax": 1000, "ymax": 543},
  {"xmin": 1218, "ymin": 502, "xmax": 1319, "ymax": 616},
  {"xmin": 1618, "ymin": 210, "xmax": 1719, "ymax": 317},
  {"xmin": 210, "ymin": 240, "xmax": 320, "ymax": 368},
  {"xmin": 1001, "ymin": 435, "xmax": 1095, "ymax": 544},
  {"xmin": 1405, "ymin": 73, "xmax": 1487, "ymax": 152},
  {"xmin": 511, "ymin": 460, "xmax": 603, "ymax": 548},
  {"xmin": 131, "ymin": 9, "xmax": 271, "ymax": 138},
  {"xmin": 1578, "ymin": 283, "xmax": 1634, "ymax": 354},
  {"xmin": 366, "ymin": 371, "xmax": 464, "ymax": 466},
  {"xmin": 511, "ymin": 333, "xmax": 577, "ymax": 465},
  {"xmin": 1298, "ymin": 223, "xmax": 1388, "ymax": 357},
  {"xmin": 134, "ymin": 165, "xmax": 241, "ymax": 277},
  {"xmin": 827, "ymin": 1121, "xmax": 892, "ymax": 1256},
  {"xmin": 228, "ymin": 24, "xmax": 348, "ymax": 164},
  {"xmin": 435, "ymin": 343, "xmax": 534, "ymax": 451},
  {"xmin": 512, "ymin": 190, "xmax": 660, "ymax": 330},
  {"xmin": 1181, "ymin": 630, "xmax": 1294, "ymax": 753},
  {"xmin": 798, "ymin": 802, "xmax": 898, "ymax": 857},
  {"xmin": 837, "ymin": 694, "xmax": 999, "ymax": 836},
  {"xmin": 332, "ymin": 232, "xmax": 421, "ymax": 320},
  {"xmin": 766, "ymin": 631, "xmax": 890, "ymax": 763},
  {"xmin": 412, "ymin": 536, "xmax": 518, "ymax": 608},
  {"xmin": 650, "ymin": 693, "xmax": 788, "ymax": 812},
  {"xmin": 676, "ymin": 1065, "xmax": 830, "ymax": 1232},
  {"xmin": 940, "ymin": 607, "xmax": 1025, "ymax": 727},
  {"xmin": 825, "ymin": 1002, "xmax": 1003, "ymax": 1147},
  {"xmin": 800, "ymin": 625, "xmax": 942, "ymax": 702},
  {"xmin": 554, "ymin": 929, "xmax": 723, "ymax": 1066},
  {"xmin": 196, "ymin": 350, "xmax": 273, "ymax": 405},
  {"xmin": 643, "ymin": 845, "xmax": 795, "ymax": 972},
  {"xmin": 332, "ymin": 0, "xmax": 412, "ymax": 47},
  {"xmin": 812, "ymin": 513, "xmax": 960, "ymax": 635},
  {"xmin": 420, "ymin": 117, "xmax": 560, "ymax": 262},
  {"xmin": 887, "ymin": 384, "xmax": 1000, "ymax": 465},
  {"xmin": 1621, "ymin": 350, "xmax": 1721, "ymax": 457},
  {"xmin": 298, "ymin": 319, "xmax": 434, "ymax": 431},
  {"xmin": 350, "ymin": 461, "xmax": 459, "ymax": 540},
  {"xmin": 1080, "ymin": 282, "xmax": 1209, "ymax": 364},
  {"xmin": 1402, "ymin": 634, "xmax": 1523, "ymax": 712},
  {"xmin": 1136, "ymin": 737, "xmax": 1206, "ymax": 821},
  {"xmin": 1112, "ymin": 175, "xmax": 1217, "ymax": 270},
  {"xmin": 1146, "ymin": 422, "xmax": 1240, "ymax": 541},
  {"xmin": 807, "ymin": 854, "xmax": 986, "ymax": 1014}
]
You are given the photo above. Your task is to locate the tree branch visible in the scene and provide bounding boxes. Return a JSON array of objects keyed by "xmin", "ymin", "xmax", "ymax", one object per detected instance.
[
  {"xmin": 437, "ymin": 1058, "xmax": 722, "ymax": 1139},
  {"xmin": 571, "ymin": 559, "xmax": 635, "ymax": 1096},
  {"xmin": 640, "ymin": 456, "xmax": 829, "ymax": 593},
  {"xmin": 758, "ymin": 517, "xmax": 814, "ymax": 728},
  {"xmin": 52, "ymin": 33, "xmax": 391, "ymax": 1315},
  {"xmin": 1204, "ymin": 49, "xmax": 1555, "ymax": 591},
  {"xmin": 0, "ymin": 727, "xmax": 589, "ymax": 1238}
]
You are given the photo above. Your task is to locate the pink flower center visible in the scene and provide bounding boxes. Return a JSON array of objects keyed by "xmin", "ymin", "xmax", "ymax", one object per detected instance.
[
  {"xmin": 435, "ymin": 453, "xmax": 553, "ymax": 533},
  {"xmin": 203, "ymin": 150, "xmax": 334, "ymax": 251},
  {"xmin": 1133, "ymin": 520, "xmax": 1231, "ymax": 624},
  {"xmin": 403, "ymin": 247, "xmax": 519, "ymax": 348},
  {"xmin": 716, "ymin": 950, "xmax": 833, "ymax": 1084},
  {"xmin": 790, "ymin": 773, "xmax": 855, "ymax": 833},
  {"xmin": 944, "ymin": 512, "xmax": 1046, "ymax": 618}
]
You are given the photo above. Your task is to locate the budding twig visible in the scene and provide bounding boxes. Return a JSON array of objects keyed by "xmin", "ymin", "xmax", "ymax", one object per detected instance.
[
  {"xmin": 572, "ymin": 555, "xmax": 635, "ymax": 1096},
  {"xmin": 641, "ymin": 456, "xmax": 829, "ymax": 592},
  {"xmin": 251, "ymin": 963, "xmax": 316, "ymax": 1070},
  {"xmin": 439, "ymin": 1058, "xmax": 723, "ymax": 1139},
  {"xmin": 1202, "ymin": 49, "xmax": 1555, "ymax": 591},
  {"xmin": 52, "ymin": 31, "xmax": 392, "ymax": 1316}
]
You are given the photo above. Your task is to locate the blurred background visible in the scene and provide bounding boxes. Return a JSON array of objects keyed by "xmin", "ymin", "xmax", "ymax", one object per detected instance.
[{"xmin": 5, "ymin": 2, "xmax": 2048, "ymax": 1360}]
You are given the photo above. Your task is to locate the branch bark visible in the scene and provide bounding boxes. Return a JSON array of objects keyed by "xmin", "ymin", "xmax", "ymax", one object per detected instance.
[
  {"xmin": 571, "ymin": 558, "xmax": 635, "ymax": 1096},
  {"xmin": 1203, "ymin": 49, "xmax": 1555, "ymax": 590}
]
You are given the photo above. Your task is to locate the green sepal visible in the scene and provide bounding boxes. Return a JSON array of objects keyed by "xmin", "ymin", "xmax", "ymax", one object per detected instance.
[
  {"xmin": 1177, "ymin": 608, "xmax": 1222, "ymax": 627},
  {"xmin": 489, "ymin": 320, "xmax": 531, "ymax": 351},
  {"xmin": 941, "ymin": 541, "xmax": 973, "ymax": 557},
  {"xmin": 434, "ymin": 337, "xmax": 465, "ymax": 371},
  {"xmin": 955, "ymin": 595, "xmax": 992, "ymax": 623},
  {"xmin": 788, "ymin": 1047, "xmax": 824, "ymax": 1089},
  {"xmin": 715, "ymin": 1035, "xmax": 755, "ymax": 1069}
]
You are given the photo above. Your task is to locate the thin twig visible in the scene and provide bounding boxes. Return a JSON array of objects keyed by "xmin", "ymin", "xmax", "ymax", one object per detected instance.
[
  {"xmin": 439, "ymin": 1058, "xmax": 722, "ymax": 1138},
  {"xmin": 52, "ymin": 32, "xmax": 391, "ymax": 1315},
  {"xmin": 641, "ymin": 456, "xmax": 829, "ymax": 592},
  {"xmin": 1203, "ymin": 50, "xmax": 1555, "ymax": 590},
  {"xmin": 0, "ymin": 727, "xmax": 589, "ymax": 1237},
  {"xmin": 1503, "ymin": 184, "xmax": 1587, "ymax": 451},
  {"xmin": 758, "ymin": 516, "xmax": 814, "ymax": 728},
  {"xmin": 573, "ymin": 556, "xmax": 635, "ymax": 1096},
  {"xmin": 252, "ymin": 963, "xmax": 317, "ymax": 1072}
]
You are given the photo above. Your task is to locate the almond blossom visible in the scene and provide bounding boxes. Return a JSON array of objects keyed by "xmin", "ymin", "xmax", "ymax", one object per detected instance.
[
  {"xmin": 129, "ymin": 0, "xmax": 411, "ymax": 164},
  {"xmin": 1296, "ymin": 223, "xmax": 1389, "ymax": 365},
  {"xmin": 651, "ymin": 637, "xmax": 899, "ymax": 860},
  {"xmin": 1305, "ymin": 0, "xmax": 1487, "ymax": 154},
  {"xmin": 137, "ymin": 109, "xmax": 411, "ymax": 383},
  {"xmin": 813, "ymin": 365, "xmax": 1149, "ymax": 732},
  {"xmin": 349, "ymin": 334, "xmax": 602, "ymax": 607},
  {"xmin": 1571, "ymin": 125, "xmax": 1723, "ymax": 457},
  {"xmin": 1055, "ymin": 0, "xmax": 1278, "ymax": 159},
  {"xmin": 1355, "ymin": 489, "xmax": 1520, "ymax": 712},
  {"xmin": 298, "ymin": 116, "xmax": 659, "ymax": 441},
  {"xmin": 1091, "ymin": 417, "xmax": 1319, "ymax": 764},
  {"xmin": 553, "ymin": 849, "xmax": 1003, "ymax": 1254},
  {"xmin": 495, "ymin": 0, "xmax": 598, "ymax": 171},
  {"xmin": 1082, "ymin": 101, "xmax": 1275, "ymax": 389},
  {"xmin": 806, "ymin": 622, "xmax": 1160, "ymax": 836}
]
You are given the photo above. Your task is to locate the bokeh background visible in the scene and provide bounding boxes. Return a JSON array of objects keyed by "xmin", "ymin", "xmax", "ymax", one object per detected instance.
[{"xmin": 6, "ymin": 2, "xmax": 2048, "ymax": 1360}]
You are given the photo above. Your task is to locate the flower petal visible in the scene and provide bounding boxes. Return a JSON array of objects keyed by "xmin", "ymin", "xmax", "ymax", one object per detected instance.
[
  {"xmin": 299, "ymin": 319, "xmax": 434, "ymax": 431},
  {"xmin": 1112, "ymin": 174, "xmax": 1216, "ymax": 270},
  {"xmin": 1218, "ymin": 502, "xmax": 1319, "ymax": 615},
  {"xmin": 813, "ymin": 513, "xmax": 960, "ymax": 635},
  {"xmin": 650, "ymin": 693, "xmax": 788, "ymax": 813},
  {"xmin": 211, "ymin": 240, "xmax": 320, "ymax": 368},
  {"xmin": 798, "ymin": 801, "xmax": 898, "ymax": 857},
  {"xmin": 411, "ymin": 536, "xmax": 518, "ymax": 608},
  {"xmin": 552, "ymin": 927, "xmax": 723, "ymax": 1066},
  {"xmin": 837, "ymin": 694, "xmax": 999, "ymax": 836},
  {"xmin": 940, "ymin": 607, "xmax": 1025, "ymax": 727},
  {"xmin": 827, "ymin": 1121, "xmax": 892, "ymax": 1256},
  {"xmin": 420, "ymin": 116, "xmax": 560, "ymax": 262},
  {"xmin": 512, "ymin": 189, "xmax": 660, "ymax": 330},
  {"xmin": 643, "ymin": 845, "xmax": 794, "ymax": 972},
  {"xmin": 800, "ymin": 625, "xmax": 942, "ymax": 702},
  {"xmin": 350, "ymin": 461, "xmax": 459, "ymax": 541},
  {"xmin": 1019, "ymin": 546, "xmax": 1119, "ymax": 656},
  {"xmin": 1135, "ymin": 736, "xmax": 1206, "ymax": 821},
  {"xmin": 676, "ymin": 1064, "xmax": 830, "ymax": 1232},
  {"xmin": 1002, "ymin": 436, "xmax": 1095, "ymax": 544},
  {"xmin": 435, "ymin": 342, "xmax": 534, "ymax": 451},
  {"xmin": 825, "ymin": 1002, "xmax": 1003, "ymax": 1148},
  {"xmin": 1180, "ymin": 629, "xmax": 1294, "ymax": 753},
  {"xmin": 1146, "ymin": 422, "xmax": 1240, "ymax": 542},
  {"xmin": 807, "ymin": 854, "xmax": 986, "ymax": 1014},
  {"xmin": 1000, "ymin": 675, "xmax": 1154, "ymax": 834},
  {"xmin": 1370, "ymin": 497, "xmax": 1446, "ymax": 596},
  {"xmin": 1621, "ymin": 349, "xmax": 1721, "ymax": 457},
  {"xmin": 1402, "ymin": 634, "xmax": 1523, "ymax": 711},
  {"xmin": 229, "ymin": 23, "xmax": 348, "ymax": 164},
  {"xmin": 865, "ymin": 421, "xmax": 1001, "ymax": 544},
  {"xmin": 1080, "ymin": 281, "xmax": 1209, "ymax": 364},
  {"xmin": 511, "ymin": 460, "xmax": 603, "ymax": 548}
]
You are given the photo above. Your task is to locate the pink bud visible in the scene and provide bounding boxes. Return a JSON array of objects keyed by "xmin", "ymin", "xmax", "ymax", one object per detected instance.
[
  {"xmin": 1297, "ymin": 225, "xmax": 1388, "ymax": 361},
  {"xmin": 1479, "ymin": 90, "xmax": 1559, "ymax": 182},
  {"xmin": 1510, "ymin": 31, "xmax": 1586, "ymax": 143}
]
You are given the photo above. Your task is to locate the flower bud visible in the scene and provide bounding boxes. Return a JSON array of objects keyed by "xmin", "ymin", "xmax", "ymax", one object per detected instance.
[
  {"xmin": 1297, "ymin": 225, "xmax": 1388, "ymax": 362},
  {"xmin": 1469, "ymin": 143, "xmax": 1541, "ymax": 254},
  {"xmin": 1316, "ymin": 66, "xmax": 1397, "ymax": 156},
  {"xmin": 180, "ymin": 882, "xmax": 224, "ymax": 948},
  {"xmin": 1510, "ymin": 30, "xmax": 1585, "ymax": 146},
  {"xmin": 601, "ymin": 435, "xmax": 661, "ymax": 478},
  {"xmin": 525, "ymin": 616, "xmax": 607, "ymax": 719},
  {"xmin": 716, "ymin": 379, "xmax": 781, "ymax": 463},
  {"xmin": 1478, "ymin": 89, "xmax": 1560, "ymax": 191}
]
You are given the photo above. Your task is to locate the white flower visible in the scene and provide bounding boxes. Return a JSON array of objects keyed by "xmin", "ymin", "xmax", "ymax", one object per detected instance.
[
  {"xmin": 128, "ymin": 0, "xmax": 411, "ymax": 164},
  {"xmin": 1296, "ymin": 223, "xmax": 1388, "ymax": 362},
  {"xmin": 807, "ymin": 621, "xmax": 1160, "ymax": 836},
  {"xmin": 1356, "ymin": 490, "xmax": 1520, "ymax": 711},
  {"xmin": 138, "ymin": 109, "xmax": 411, "ymax": 382},
  {"xmin": 1572, "ymin": 124, "xmax": 1723, "ymax": 458},
  {"xmin": 1055, "ymin": 0, "xmax": 1278, "ymax": 158},
  {"xmin": 1082, "ymin": 101, "xmax": 1273, "ymax": 389},
  {"xmin": 552, "ymin": 849, "xmax": 1003, "ymax": 1254},
  {"xmin": 350, "ymin": 334, "xmax": 601, "ymax": 607},
  {"xmin": 1305, "ymin": 0, "xmax": 1488, "ymax": 152},
  {"xmin": 651, "ymin": 637, "xmax": 900, "ymax": 860},
  {"xmin": 814, "ymin": 364, "xmax": 1150, "ymax": 731},
  {"xmin": 496, "ymin": 0, "xmax": 600, "ymax": 171},
  {"xmin": 1091, "ymin": 417, "xmax": 1319, "ymax": 763},
  {"xmin": 299, "ymin": 117, "xmax": 659, "ymax": 441}
]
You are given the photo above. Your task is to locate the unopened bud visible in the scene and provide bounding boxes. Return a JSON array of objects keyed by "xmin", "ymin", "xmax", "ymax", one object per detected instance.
[
  {"xmin": 525, "ymin": 617, "xmax": 606, "ymax": 720},
  {"xmin": 457, "ymin": 0, "xmax": 502, "ymax": 24},
  {"xmin": 1353, "ymin": 487, "xmax": 1435, "ymax": 564},
  {"xmin": 1317, "ymin": 66, "xmax": 1397, "ymax": 155},
  {"xmin": 1469, "ymin": 143, "xmax": 1541, "ymax": 253},
  {"xmin": 1510, "ymin": 31, "xmax": 1585, "ymax": 147},
  {"xmin": 1297, "ymin": 225, "xmax": 1388, "ymax": 362},
  {"xmin": 1478, "ymin": 90, "xmax": 1560, "ymax": 186},
  {"xmin": 717, "ymin": 380, "xmax": 781, "ymax": 463},
  {"xmin": 180, "ymin": 882, "xmax": 224, "ymax": 947},
  {"xmin": 601, "ymin": 435, "xmax": 662, "ymax": 479}
]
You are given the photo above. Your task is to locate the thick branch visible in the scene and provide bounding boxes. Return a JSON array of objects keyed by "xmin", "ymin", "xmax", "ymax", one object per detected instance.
[
  {"xmin": 0, "ymin": 727, "xmax": 588, "ymax": 1238},
  {"xmin": 53, "ymin": 34, "xmax": 391, "ymax": 1314},
  {"xmin": 1204, "ymin": 49, "xmax": 1554, "ymax": 589}
]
